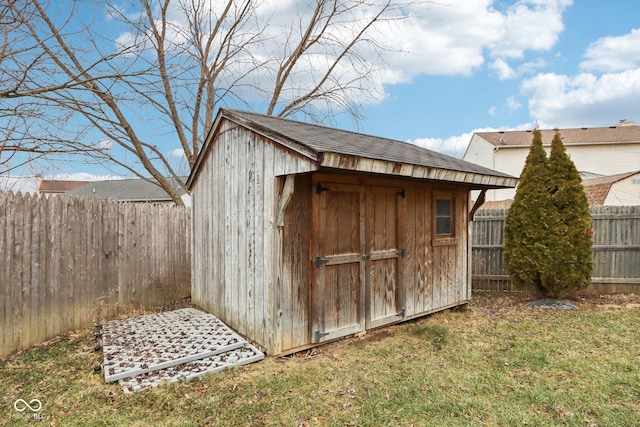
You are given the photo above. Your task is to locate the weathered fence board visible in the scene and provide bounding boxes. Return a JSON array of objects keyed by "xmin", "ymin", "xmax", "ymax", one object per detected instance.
[
  {"xmin": 0, "ymin": 192, "xmax": 191, "ymax": 358},
  {"xmin": 472, "ymin": 206, "xmax": 640, "ymax": 293}
]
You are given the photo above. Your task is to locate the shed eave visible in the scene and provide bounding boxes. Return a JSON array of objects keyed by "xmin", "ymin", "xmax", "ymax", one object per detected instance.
[{"xmin": 319, "ymin": 152, "xmax": 518, "ymax": 188}]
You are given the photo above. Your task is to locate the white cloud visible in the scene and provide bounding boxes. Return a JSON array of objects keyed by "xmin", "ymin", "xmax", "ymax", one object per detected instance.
[
  {"xmin": 490, "ymin": 57, "xmax": 547, "ymax": 80},
  {"xmin": 581, "ymin": 28, "xmax": 640, "ymax": 72},
  {"xmin": 97, "ymin": 139, "xmax": 114, "ymax": 150},
  {"xmin": 113, "ymin": 0, "xmax": 572, "ymax": 109},
  {"xmin": 521, "ymin": 69, "xmax": 640, "ymax": 127},
  {"xmin": 0, "ymin": 173, "xmax": 123, "ymax": 195},
  {"xmin": 490, "ymin": 58, "xmax": 516, "ymax": 80},
  {"xmin": 380, "ymin": 0, "xmax": 570, "ymax": 81},
  {"xmin": 169, "ymin": 148, "xmax": 187, "ymax": 159},
  {"xmin": 488, "ymin": 106, "xmax": 497, "ymax": 116},
  {"xmin": 507, "ymin": 96, "xmax": 522, "ymax": 112},
  {"xmin": 408, "ymin": 131, "xmax": 482, "ymax": 158},
  {"xmin": 488, "ymin": 0, "xmax": 572, "ymax": 59},
  {"xmin": 409, "ymin": 122, "xmax": 554, "ymax": 160},
  {"xmin": 0, "ymin": 176, "xmax": 36, "ymax": 194},
  {"xmin": 53, "ymin": 173, "xmax": 123, "ymax": 182}
]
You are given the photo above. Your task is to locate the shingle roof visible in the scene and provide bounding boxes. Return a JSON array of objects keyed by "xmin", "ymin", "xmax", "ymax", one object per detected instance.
[
  {"xmin": 582, "ymin": 171, "xmax": 639, "ymax": 205},
  {"xmin": 38, "ymin": 180, "xmax": 90, "ymax": 193},
  {"xmin": 216, "ymin": 109, "xmax": 516, "ymax": 187},
  {"xmin": 475, "ymin": 125, "xmax": 640, "ymax": 147},
  {"xmin": 66, "ymin": 177, "xmax": 187, "ymax": 202}
]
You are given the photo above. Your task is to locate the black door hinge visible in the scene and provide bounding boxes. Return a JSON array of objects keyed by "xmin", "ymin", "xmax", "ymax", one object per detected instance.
[
  {"xmin": 316, "ymin": 183, "xmax": 330, "ymax": 194},
  {"xmin": 314, "ymin": 256, "xmax": 330, "ymax": 268},
  {"xmin": 397, "ymin": 189, "xmax": 406, "ymax": 198},
  {"xmin": 396, "ymin": 248, "xmax": 406, "ymax": 257},
  {"xmin": 396, "ymin": 308, "xmax": 406, "ymax": 318}
]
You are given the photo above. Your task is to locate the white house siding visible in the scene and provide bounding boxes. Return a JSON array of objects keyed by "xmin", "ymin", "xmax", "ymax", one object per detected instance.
[
  {"xmin": 605, "ymin": 174, "xmax": 640, "ymax": 205},
  {"xmin": 465, "ymin": 141, "xmax": 640, "ymax": 201},
  {"xmin": 191, "ymin": 119, "xmax": 315, "ymax": 350},
  {"xmin": 464, "ymin": 135, "xmax": 498, "ymax": 169}
]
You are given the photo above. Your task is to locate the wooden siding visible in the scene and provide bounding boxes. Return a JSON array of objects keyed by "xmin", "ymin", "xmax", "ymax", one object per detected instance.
[
  {"xmin": 191, "ymin": 122, "xmax": 474, "ymax": 355},
  {"xmin": 277, "ymin": 174, "xmax": 312, "ymax": 352},
  {"xmin": 281, "ymin": 173, "xmax": 471, "ymax": 353},
  {"xmin": 0, "ymin": 192, "xmax": 191, "ymax": 358},
  {"xmin": 472, "ymin": 205, "xmax": 640, "ymax": 293},
  {"xmin": 191, "ymin": 119, "xmax": 316, "ymax": 352}
]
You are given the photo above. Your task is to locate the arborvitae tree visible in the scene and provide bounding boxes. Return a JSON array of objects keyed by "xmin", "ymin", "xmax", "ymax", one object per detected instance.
[
  {"xmin": 547, "ymin": 130, "xmax": 593, "ymax": 295},
  {"xmin": 504, "ymin": 129, "xmax": 567, "ymax": 295}
]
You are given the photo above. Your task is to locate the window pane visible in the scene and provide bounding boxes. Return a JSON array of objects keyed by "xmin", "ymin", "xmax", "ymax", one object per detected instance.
[
  {"xmin": 436, "ymin": 199, "xmax": 451, "ymax": 216},
  {"xmin": 435, "ymin": 198, "xmax": 453, "ymax": 236},
  {"xmin": 436, "ymin": 217, "xmax": 451, "ymax": 235}
]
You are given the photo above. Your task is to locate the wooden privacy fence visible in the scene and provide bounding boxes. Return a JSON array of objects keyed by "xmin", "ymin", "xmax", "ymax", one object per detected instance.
[
  {"xmin": 0, "ymin": 192, "xmax": 191, "ymax": 358},
  {"xmin": 471, "ymin": 205, "xmax": 640, "ymax": 293}
]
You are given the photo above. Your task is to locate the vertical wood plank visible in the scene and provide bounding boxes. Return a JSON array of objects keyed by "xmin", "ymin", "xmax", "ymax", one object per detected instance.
[
  {"xmin": 261, "ymin": 140, "xmax": 276, "ymax": 349},
  {"xmin": 403, "ymin": 183, "xmax": 416, "ymax": 316},
  {"xmin": 13, "ymin": 192, "xmax": 25, "ymax": 349},
  {"xmin": 29, "ymin": 195, "xmax": 41, "ymax": 348},
  {"xmin": 0, "ymin": 193, "xmax": 8, "ymax": 355},
  {"xmin": 4, "ymin": 193, "xmax": 16, "ymax": 351}
]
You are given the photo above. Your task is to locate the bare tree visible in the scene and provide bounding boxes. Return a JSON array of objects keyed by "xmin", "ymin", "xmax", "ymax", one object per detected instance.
[{"xmin": 1, "ymin": 0, "xmax": 411, "ymax": 205}]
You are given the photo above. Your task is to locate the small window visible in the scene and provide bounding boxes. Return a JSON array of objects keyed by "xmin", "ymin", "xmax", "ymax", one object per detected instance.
[{"xmin": 435, "ymin": 197, "xmax": 454, "ymax": 237}]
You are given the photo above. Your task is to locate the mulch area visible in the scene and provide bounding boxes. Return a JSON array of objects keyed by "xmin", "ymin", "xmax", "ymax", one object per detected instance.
[{"xmin": 471, "ymin": 290, "xmax": 640, "ymax": 314}]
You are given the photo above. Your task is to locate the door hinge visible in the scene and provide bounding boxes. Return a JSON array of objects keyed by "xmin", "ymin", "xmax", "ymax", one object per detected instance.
[
  {"xmin": 396, "ymin": 248, "xmax": 406, "ymax": 257},
  {"xmin": 396, "ymin": 308, "xmax": 406, "ymax": 318},
  {"xmin": 397, "ymin": 189, "xmax": 406, "ymax": 198},
  {"xmin": 315, "ymin": 330, "xmax": 330, "ymax": 342},
  {"xmin": 362, "ymin": 254, "xmax": 371, "ymax": 261},
  {"xmin": 316, "ymin": 183, "xmax": 330, "ymax": 194},
  {"xmin": 314, "ymin": 256, "xmax": 330, "ymax": 268}
]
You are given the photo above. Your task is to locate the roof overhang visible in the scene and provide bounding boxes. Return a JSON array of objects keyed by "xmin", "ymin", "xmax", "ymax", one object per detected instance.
[
  {"xmin": 187, "ymin": 109, "xmax": 518, "ymax": 190},
  {"xmin": 319, "ymin": 152, "xmax": 518, "ymax": 189}
]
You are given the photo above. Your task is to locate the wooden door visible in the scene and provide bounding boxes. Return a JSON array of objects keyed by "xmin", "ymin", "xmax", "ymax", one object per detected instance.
[
  {"xmin": 365, "ymin": 186, "xmax": 404, "ymax": 328},
  {"xmin": 311, "ymin": 183, "xmax": 366, "ymax": 343}
]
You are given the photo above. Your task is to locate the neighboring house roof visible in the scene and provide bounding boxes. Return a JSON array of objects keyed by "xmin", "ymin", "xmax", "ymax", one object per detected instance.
[
  {"xmin": 477, "ymin": 200, "xmax": 513, "ymax": 210},
  {"xmin": 190, "ymin": 109, "xmax": 517, "ymax": 189},
  {"xmin": 473, "ymin": 125, "xmax": 640, "ymax": 148},
  {"xmin": 579, "ymin": 171, "xmax": 604, "ymax": 180},
  {"xmin": 37, "ymin": 180, "xmax": 90, "ymax": 194},
  {"xmin": 66, "ymin": 177, "xmax": 188, "ymax": 202},
  {"xmin": 478, "ymin": 171, "xmax": 639, "ymax": 208},
  {"xmin": 582, "ymin": 171, "xmax": 639, "ymax": 205}
]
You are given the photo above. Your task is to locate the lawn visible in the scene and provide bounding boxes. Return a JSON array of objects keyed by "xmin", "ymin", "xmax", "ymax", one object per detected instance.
[{"xmin": 1, "ymin": 292, "xmax": 639, "ymax": 426}]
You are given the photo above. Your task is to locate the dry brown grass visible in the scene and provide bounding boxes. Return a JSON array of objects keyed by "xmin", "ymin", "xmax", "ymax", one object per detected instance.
[{"xmin": 1, "ymin": 292, "xmax": 639, "ymax": 426}]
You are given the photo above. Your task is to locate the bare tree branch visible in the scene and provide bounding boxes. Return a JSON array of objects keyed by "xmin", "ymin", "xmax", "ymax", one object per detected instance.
[{"xmin": 1, "ymin": 0, "xmax": 415, "ymax": 204}]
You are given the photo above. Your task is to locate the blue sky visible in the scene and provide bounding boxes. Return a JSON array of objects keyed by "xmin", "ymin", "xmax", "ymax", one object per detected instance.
[
  {"xmin": 354, "ymin": 0, "xmax": 640, "ymax": 156},
  {"xmin": 4, "ymin": 0, "xmax": 640, "ymax": 192}
]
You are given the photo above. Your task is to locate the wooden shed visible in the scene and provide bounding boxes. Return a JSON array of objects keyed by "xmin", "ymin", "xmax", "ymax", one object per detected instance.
[{"xmin": 186, "ymin": 109, "xmax": 517, "ymax": 355}]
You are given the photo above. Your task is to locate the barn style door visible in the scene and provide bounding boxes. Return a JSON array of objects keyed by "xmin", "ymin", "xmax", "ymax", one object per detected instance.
[
  {"xmin": 312, "ymin": 182, "xmax": 405, "ymax": 343},
  {"xmin": 311, "ymin": 183, "xmax": 366, "ymax": 343},
  {"xmin": 365, "ymin": 186, "xmax": 404, "ymax": 329}
]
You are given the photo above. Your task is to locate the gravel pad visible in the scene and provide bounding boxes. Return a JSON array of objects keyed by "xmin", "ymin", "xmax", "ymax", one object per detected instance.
[
  {"xmin": 529, "ymin": 299, "xmax": 578, "ymax": 310},
  {"xmin": 101, "ymin": 308, "xmax": 260, "ymax": 383},
  {"xmin": 118, "ymin": 343, "xmax": 265, "ymax": 394}
]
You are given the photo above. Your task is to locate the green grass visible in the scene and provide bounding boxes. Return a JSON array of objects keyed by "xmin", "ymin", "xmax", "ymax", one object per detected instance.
[{"xmin": 1, "ymin": 293, "xmax": 640, "ymax": 426}]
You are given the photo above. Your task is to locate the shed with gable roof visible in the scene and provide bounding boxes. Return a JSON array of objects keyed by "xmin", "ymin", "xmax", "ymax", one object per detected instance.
[{"xmin": 187, "ymin": 109, "xmax": 517, "ymax": 355}]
